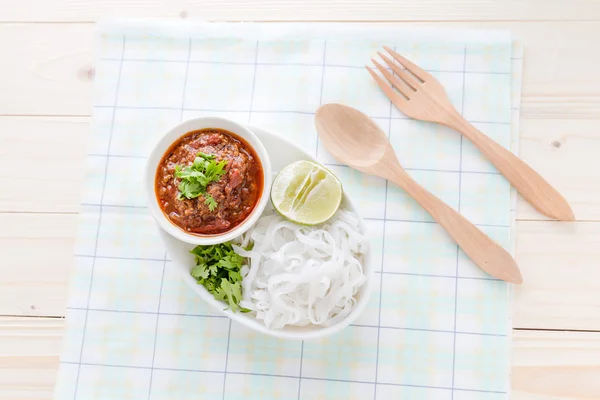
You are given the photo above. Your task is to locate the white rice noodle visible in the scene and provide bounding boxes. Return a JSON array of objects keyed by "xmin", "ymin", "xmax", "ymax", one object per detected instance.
[{"xmin": 235, "ymin": 208, "xmax": 367, "ymax": 329}]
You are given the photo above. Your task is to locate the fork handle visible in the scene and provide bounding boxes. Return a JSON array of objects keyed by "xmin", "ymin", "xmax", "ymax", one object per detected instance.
[
  {"xmin": 447, "ymin": 114, "xmax": 575, "ymax": 221},
  {"xmin": 391, "ymin": 170, "xmax": 523, "ymax": 283}
]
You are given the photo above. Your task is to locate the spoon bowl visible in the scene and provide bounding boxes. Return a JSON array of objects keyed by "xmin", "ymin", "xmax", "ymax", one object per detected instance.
[
  {"xmin": 315, "ymin": 103, "xmax": 523, "ymax": 284},
  {"xmin": 315, "ymin": 104, "xmax": 389, "ymax": 170}
]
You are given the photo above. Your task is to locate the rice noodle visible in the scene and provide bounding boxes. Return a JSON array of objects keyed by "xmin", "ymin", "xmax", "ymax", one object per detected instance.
[{"xmin": 234, "ymin": 208, "xmax": 367, "ymax": 329}]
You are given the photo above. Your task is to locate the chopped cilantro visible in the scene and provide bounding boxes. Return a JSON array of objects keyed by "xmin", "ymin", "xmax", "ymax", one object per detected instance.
[
  {"xmin": 189, "ymin": 242, "xmax": 250, "ymax": 313},
  {"xmin": 174, "ymin": 152, "xmax": 228, "ymax": 208},
  {"xmin": 204, "ymin": 193, "xmax": 218, "ymax": 212}
]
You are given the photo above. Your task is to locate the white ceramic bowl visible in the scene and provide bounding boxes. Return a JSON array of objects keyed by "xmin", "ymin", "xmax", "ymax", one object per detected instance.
[
  {"xmin": 145, "ymin": 117, "xmax": 272, "ymax": 246},
  {"xmin": 156, "ymin": 124, "xmax": 374, "ymax": 340}
]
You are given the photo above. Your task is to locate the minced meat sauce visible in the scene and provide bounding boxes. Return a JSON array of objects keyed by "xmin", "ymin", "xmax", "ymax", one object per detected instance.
[{"xmin": 155, "ymin": 128, "xmax": 263, "ymax": 235}]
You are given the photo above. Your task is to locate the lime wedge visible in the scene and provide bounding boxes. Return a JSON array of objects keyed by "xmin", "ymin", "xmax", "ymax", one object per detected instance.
[{"xmin": 271, "ymin": 160, "xmax": 343, "ymax": 225}]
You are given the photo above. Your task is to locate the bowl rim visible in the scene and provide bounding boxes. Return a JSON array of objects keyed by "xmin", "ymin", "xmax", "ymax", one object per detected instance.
[
  {"xmin": 145, "ymin": 116, "xmax": 272, "ymax": 246},
  {"xmin": 158, "ymin": 123, "xmax": 374, "ymax": 340}
]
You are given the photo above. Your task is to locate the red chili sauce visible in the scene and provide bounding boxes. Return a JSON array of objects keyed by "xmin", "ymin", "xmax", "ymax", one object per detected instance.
[{"xmin": 155, "ymin": 128, "xmax": 263, "ymax": 235}]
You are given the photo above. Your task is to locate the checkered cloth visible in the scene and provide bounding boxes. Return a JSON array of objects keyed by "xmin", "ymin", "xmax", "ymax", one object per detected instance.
[{"xmin": 54, "ymin": 22, "xmax": 522, "ymax": 399}]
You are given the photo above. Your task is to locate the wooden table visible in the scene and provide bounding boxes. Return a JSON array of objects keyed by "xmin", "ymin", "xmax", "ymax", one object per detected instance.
[{"xmin": 1, "ymin": 1, "xmax": 600, "ymax": 399}]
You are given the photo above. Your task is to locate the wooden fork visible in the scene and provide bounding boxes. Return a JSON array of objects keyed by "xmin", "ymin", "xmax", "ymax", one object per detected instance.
[{"xmin": 367, "ymin": 46, "xmax": 575, "ymax": 221}]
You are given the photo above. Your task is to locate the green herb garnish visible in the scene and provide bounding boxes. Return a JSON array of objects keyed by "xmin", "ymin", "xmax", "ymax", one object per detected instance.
[
  {"xmin": 190, "ymin": 242, "xmax": 250, "ymax": 313},
  {"xmin": 175, "ymin": 152, "xmax": 227, "ymax": 211},
  {"xmin": 203, "ymin": 193, "xmax": 218, "ymax": 212}
]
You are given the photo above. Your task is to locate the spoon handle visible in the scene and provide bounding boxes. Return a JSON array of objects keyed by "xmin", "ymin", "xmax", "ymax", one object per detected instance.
[{"xmin": 392, "ymin": 172, "xmax": 523, "ymax": 283}]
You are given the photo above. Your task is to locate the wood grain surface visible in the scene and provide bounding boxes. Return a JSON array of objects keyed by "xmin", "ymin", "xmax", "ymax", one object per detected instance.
[
  {"xmin": 0, "ymin": 117, "xmax": 88, "ymax": 213},
  {"xmin": 3, "ymin": 0, "xmax": 600, "ymax": 22},
  {"xmin": 3, "ymin": 319, "xmax": 599, "ymax": 399},
  {"xmin": 1, "ymin": 1, "xmax": 599, "ymax": 399}
]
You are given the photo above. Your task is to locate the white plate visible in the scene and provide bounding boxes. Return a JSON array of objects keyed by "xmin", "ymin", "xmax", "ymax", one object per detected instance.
[{"xmin": 157, "ymin": 124, "xmax": 374, "ymax": 340}]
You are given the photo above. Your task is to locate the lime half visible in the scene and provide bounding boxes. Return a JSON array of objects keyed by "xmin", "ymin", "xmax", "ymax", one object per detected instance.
[{"xmin": 271, "ymin": 160, "xmax": 343, "ymax": 225}]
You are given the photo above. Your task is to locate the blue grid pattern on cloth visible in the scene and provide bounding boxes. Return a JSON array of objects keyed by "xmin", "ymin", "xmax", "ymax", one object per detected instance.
[{"xmin": 55, "ymin": 23, "xmax": 523, "ymax": 400}]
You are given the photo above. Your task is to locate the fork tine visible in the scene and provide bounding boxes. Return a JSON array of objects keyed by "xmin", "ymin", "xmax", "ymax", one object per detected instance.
[
  {"xmin": 383, "ymin": 46, "xmax": 428, "ymax": 82},
  {"xmin": 366, "ymin": 66, "xmax": 408, "ymax": 107},
  {"xmin": 377, "ymin": 51, "xmax": 419, "ymax": 89},
  {"xmin": 371, "ymin": 58, "xmax": 412, "ymax": 98}
]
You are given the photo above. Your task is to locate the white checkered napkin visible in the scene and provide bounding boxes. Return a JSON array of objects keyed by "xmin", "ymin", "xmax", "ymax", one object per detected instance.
[{"xmin": 58, "ymin": 23, "xmax": 522, "ymax": 400}]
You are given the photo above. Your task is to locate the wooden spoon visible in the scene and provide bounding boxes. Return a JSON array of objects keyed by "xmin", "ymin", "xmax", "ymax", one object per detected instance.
[{"xmin": 315, "ymin": 103, "xmax": 522, "ymax": 284}]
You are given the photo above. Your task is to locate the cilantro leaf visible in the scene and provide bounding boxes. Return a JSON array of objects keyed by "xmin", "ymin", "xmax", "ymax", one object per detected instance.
[
  {"xmin": 197, "ymin": 152, "xmax": 215, "ymax": 162},
  {"xmin": 204, "ymin": 193, "xmax": 218, "ymax": 212},
  {"xmin": 228, "ymin": 269, "xmax": 242, "ymax": 283},
  {"xmin": 214, "ymin": 280, "xmax": 244, "ymax": 313},
  {"xmin": 189, "ymin": 243, "xmax": 248, "ymax": 313},
  {"xmin": 173, "ymin": 151, "xmax": 228, "ymax": 209},
  {"xmin": 217, "ymin": 254, "xmax": 242, "ymax": 270},
  {"xmin": 204, "ymin": 159, "xmax": 227, "ymax": 182},
  {"xmin": 190, "ymin": 263, "xmax": 210, "ymax": 280},
  {"xmin": 177, "ymin": 179, "xmax": 204, "ymax": 200}
]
